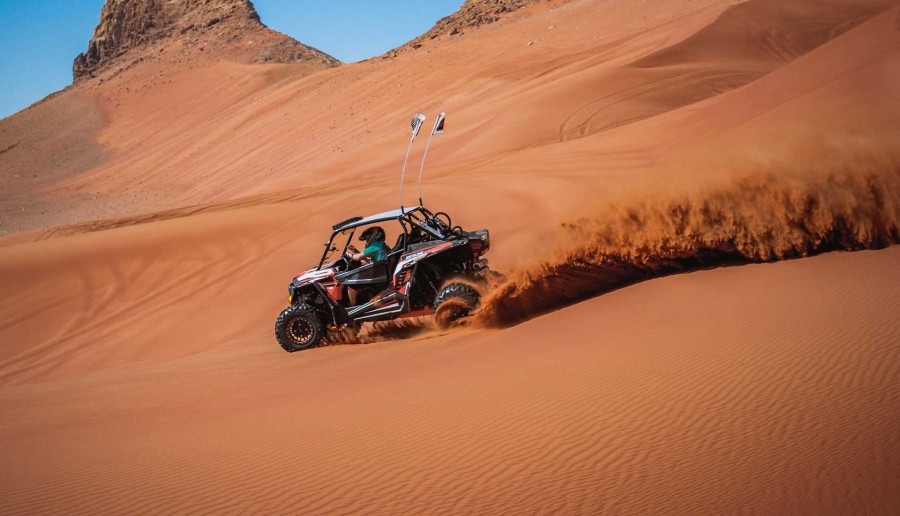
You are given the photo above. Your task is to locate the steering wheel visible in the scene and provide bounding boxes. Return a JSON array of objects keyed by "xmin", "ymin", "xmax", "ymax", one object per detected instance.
[{"xmin": 334, "ymin": 256, "xmax": 350, "ymax": 272}]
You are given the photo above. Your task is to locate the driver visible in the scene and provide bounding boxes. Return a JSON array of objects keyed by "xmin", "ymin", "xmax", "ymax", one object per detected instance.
[
  {"xmin": 346, "ymin": 226, "xmax": 388, "ymax": 264},
  {"xmin": 344, "ymin": 226, "xmax": 389, "ymax": 306}
]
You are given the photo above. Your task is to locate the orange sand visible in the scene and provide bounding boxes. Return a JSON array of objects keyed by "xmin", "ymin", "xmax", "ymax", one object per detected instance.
[{"xmin": 2, "ymin": 0, "xmax": 900, "ymax": 513}]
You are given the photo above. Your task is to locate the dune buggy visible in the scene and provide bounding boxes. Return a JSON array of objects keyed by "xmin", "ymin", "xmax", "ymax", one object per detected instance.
[{"xmin": 274, "ymin": 205, "xmax": 494, "ymax": 352}]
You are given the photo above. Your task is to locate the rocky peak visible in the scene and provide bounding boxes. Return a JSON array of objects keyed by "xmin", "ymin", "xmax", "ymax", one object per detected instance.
[
  {"xmin": 394, "ymin": 0, "xmax": 558, "ymax": 55},
  {"xmin": 74, "ymin": 0, "xmax": 338, "ymax": 81},
  {"xmin": 421, "ymin": 0, "xmax": 542, "ymax": 42},
  {"xmin": 435, "ymin": 0, "xmax": 540, "ymax": 32}
]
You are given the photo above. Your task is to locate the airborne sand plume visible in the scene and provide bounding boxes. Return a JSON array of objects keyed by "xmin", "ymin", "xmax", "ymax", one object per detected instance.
[
  {"xmin": 365, "ymin": 147, "xmax": 900, "ymax": 336},
  {"xmin": 478, "ymin": 150, "xmax": 900, "ymax": 326}
]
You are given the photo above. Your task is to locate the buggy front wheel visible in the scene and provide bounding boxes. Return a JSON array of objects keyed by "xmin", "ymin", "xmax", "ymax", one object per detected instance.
[{"xmin": 275, "ymin": 304, "xmax": 325, "ymax": 352}]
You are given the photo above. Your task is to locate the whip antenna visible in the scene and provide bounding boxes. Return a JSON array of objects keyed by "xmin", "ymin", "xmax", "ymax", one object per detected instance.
[
  {"xmin": 418, "ymin": 112, "xmax": 445, "ymax": 207},
  {"xmin": 400, "ymin": 112, "xmax": 426, "ymax": 214}
]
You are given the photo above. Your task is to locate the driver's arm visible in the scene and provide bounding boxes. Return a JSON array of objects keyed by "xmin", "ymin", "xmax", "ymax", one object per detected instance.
[{"xmin": 345, "ymin": 246, "xmax": 371, "ymax": 263}]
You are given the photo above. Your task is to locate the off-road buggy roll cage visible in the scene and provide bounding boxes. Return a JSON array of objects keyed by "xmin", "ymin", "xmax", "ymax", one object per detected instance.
[
  {"xmin": 274, "ymin": 111, "xmax": 496, "ymax": 352},
  {"xmin": 290, "ymin": 201, "xmax": 490, "ymax": 323},
  {"xmin": 316, "ymin": 205, "xmax": 462, "ymax": 270}
]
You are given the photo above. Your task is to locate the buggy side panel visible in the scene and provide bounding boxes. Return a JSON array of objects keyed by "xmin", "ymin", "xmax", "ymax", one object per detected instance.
[{"xmin": 335, "ymin": 261, "xmax": 390, "ymax": 287}]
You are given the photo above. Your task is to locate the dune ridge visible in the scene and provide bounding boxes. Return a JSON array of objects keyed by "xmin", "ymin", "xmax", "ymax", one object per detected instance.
[{"xmin": 478, "ymin": 155, "xmax": 900, "ymax": 326}]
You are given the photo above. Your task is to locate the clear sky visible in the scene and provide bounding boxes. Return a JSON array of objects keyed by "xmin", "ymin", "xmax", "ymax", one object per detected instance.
[{"xmin": 0, "ymin": 0, "xmax": 463, "ymax": 120}]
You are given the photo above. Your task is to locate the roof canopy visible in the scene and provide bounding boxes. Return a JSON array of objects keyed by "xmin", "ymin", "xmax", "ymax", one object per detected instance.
[{"xmin": 333, "ymin": 206, "xmax": 425, "ymax": 231}]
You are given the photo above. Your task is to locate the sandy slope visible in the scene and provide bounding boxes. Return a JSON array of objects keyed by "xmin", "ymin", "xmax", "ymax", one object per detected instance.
[
  {"xmin": 2, "ymin": 0, "xmax": 900, "ymax": 513},
  {"xmin": 5, "ymin": 0, "xmax": 897, "ymax": 236},
  {"xmin": 2, "ymin": 248, "xmax": 899, "ymax": 514}
]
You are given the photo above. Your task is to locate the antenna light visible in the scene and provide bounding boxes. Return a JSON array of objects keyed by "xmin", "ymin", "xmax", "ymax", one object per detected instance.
[
  {"xmin": 417, "ymin": 112, "xmax": 446, "ymax": 207},
  {"xmin": 400, "ymin": 112, "xmax": 427, "ymax": 213}
]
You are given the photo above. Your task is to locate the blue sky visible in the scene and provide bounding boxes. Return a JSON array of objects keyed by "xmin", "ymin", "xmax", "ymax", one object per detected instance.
[{"xmin": 0, "ymin": 0, "xmax": 463, "ymax": 120}]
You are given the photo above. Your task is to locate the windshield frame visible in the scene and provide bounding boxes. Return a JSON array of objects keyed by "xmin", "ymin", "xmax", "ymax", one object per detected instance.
[
  {"xmin": 317, "ymin": 229, "xmax": 355, "ymax": 270},
  {"xmin": 317, "ymin": 207, "xmax": 451, "ymax": 269}
]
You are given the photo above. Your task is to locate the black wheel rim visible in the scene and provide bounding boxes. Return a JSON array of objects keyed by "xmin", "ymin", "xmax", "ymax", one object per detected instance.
[{"xmin": 287, "ymin": 317, "xmax": 314, "ymax": 345}]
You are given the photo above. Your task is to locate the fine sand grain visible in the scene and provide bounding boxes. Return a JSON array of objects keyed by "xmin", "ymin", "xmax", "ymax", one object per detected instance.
[
  {"xmin": 2, "ymin": 0, "xmax": 900, "ymax": 513},
  {"xmin": 1, "ymin": 249, "xmax": 899, "ymax": 514}
]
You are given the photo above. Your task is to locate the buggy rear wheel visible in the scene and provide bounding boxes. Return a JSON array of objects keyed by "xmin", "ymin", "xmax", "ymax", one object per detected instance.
[
  {"xmin": 433, "ymin": 283, "xmax": 480, "ymax": 329},
  {"xmin": 275, "ymin": 304, "xmax": 325, "ymax": 352}
]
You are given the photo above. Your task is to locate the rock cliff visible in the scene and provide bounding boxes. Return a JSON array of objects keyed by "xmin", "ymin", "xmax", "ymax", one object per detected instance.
[{"xmin": 74, "ymin": 0, "xmax": 338, "ymax": 81}]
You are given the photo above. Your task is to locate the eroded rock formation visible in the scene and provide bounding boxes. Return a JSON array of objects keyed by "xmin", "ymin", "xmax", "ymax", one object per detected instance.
[{"xmin": 74, "ymin": 0, "xmax": 338, "ymax": 81}]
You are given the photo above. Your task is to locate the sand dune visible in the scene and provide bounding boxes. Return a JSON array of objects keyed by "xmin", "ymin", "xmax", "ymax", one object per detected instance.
[
  {"xmin": 5, "ymin": 0, "xmax": 897, "ymax": 236},
  {"xmin": 2, "ymin": 0, "xmax": 900, "ymax": 513},
  {"xmin": 2, "ymin": 248, "xmax": 899, "ymax": 514}
]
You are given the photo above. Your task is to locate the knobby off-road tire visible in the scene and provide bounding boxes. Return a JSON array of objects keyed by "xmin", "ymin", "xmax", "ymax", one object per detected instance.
[
  {"xmin": 433, "ymin": 283, "xmax": 480, "ymax": 329},
  {"xmin": 275, "ymin": 304, "xmax": 325, "ymax": 352}
]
